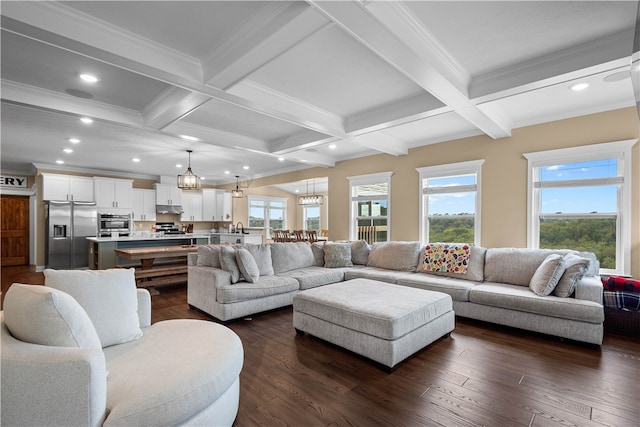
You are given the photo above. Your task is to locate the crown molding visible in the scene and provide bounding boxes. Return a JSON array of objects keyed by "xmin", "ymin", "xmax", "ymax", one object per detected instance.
[{"xmin": 33, "ymin": 163, "xmax": 159, "ymax": 181}]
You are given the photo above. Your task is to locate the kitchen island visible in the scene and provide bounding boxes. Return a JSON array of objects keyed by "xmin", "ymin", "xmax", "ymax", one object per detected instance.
[{"xmin": 209, "ymin": 232, "xmax": 263, "ymax": 245}]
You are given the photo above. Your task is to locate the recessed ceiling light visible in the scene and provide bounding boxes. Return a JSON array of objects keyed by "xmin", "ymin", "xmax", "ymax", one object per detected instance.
[
  {"xmin": 201, "ymin": 177, "xmax": 206, "ymax": 180},
  {"xmin": 301, "ymin": 159, "xmax": 307, "ymax": 163},
  {"xmin": 68, "ymin": 138, "xmax": 80, "ymax": 144},
  {"xmin": 63, "ymin": 148, "xmax": 73, "ymax": 154},
  {"xmin": 278, "ymin": 157, "xmax": 285, "ymax": 161},
  {"xmin": 295, "ymin": 189, "xmax": 299, "ymax": 193},
  {"xmin": 224, "ymin": 170, "xmax": 230, "ymax": 174},
  {"xmin": 176, "ymin": 164, "xmax": 182, "ymax": 168},
  {"xmin": 56, "ymin": 160, "xmax": 64, "ymax": 164},
  {"xmin": 79, "ymin": 73, "xmax": 99, "ymax": 83},
  {"xmin": 570, "ymin": 82, "xmax": 589, "ymax": 91},
  {"xmin": 243, "ymin": 165, "xmax": 249, "ymax": 170},
  {"xmin": 179, "ymin": 135, "xmax": 199, "ymax": 141},
  {"xmin": 329, "ymin": 144, "xmax": 337, "ymax": 149},
  {"xmin": 80, "ymin": 117, "xmax": 93, "ymax": 124},
  {"xmin": 132, "ymin": 158, "xmax": 140, "ymax": 162}
]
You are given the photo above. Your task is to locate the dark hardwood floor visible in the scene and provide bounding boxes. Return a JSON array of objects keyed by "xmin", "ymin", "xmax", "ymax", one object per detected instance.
[{"xmin": 2, "ymin": 266, "xmax": 639, "ymax": 427}]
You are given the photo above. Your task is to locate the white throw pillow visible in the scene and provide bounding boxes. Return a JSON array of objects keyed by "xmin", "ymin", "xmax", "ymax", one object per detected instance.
[
  {"xmin": 44, "ymin": 268, "xmax": 142, "ymax": 348},
  {"xmin": 219, "ymin": 246, "xmax": 241, "ymax": 283},
  {"xmin": 529, "ymin": 254, "xmax": 567, "ymax": 296},
  {"xmin": 3, "ymin": 283, "xmax": 101, "ymax": 348},
  {"xmin": 553, "ymin": 253, "xmax": 590, "ymax": 298},
  {"xmin": 236, "ymin": 247, "xmax": 260, "ymax": 283}
]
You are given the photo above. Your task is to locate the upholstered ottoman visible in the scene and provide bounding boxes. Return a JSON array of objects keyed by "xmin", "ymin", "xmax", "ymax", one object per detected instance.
[{"xmin": 292, "ymin": 278, "xmax": 454, "ymax": 369}]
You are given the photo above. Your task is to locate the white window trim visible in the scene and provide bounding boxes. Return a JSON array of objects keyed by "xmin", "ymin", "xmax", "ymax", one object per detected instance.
[
  {"xmin": 416, "ymin": 160, "xmax": 484, "ymax": 246},
  {"xmin": 523, "ymin": 139, "xmax": 637, "ymax": 276},
  {"xmin": 347, "ymin": 171, "xmax": 392, "ymax": 241},
  {"xmin": 247, "ymin": 195, "xmax": 288, "ymax": 235},
  {"xmin": 303, "ymin": 205, "xmax": 321, "ymax": 231}
]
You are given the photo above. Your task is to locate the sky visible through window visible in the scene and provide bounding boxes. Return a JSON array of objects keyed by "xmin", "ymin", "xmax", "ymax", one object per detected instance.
[{"xmin": 428, "ymin": 159, "xmax": 618, "ymax": 215}]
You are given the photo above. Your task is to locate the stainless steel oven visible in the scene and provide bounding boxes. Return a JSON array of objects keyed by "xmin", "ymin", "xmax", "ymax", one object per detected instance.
[{"xmin": 98, "ymin": 213, "xmax": 132, "ymax": 237}]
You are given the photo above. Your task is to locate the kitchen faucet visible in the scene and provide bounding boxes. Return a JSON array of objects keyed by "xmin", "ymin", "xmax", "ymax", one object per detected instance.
[{"xmin": 236, "ymin": 222, "xmax": 244, "ymax": 233}]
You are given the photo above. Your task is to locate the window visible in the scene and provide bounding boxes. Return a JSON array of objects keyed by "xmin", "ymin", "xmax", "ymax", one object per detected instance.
[
  {"xmin": 524, "ymin": 140, "xmax": 636, "ymax": 276},
  {"xmin": 348, "ymin": 172, "xmax": 392, "ymax": 242},
  {"xmin": 303, "ymin": 206, "xmax": 320, "ymax": 231},
  {"xmin": 248, "ymin": 196, "xmax": 287, "ymax": 238},
  {"xmin": 417, "ymin": 160, "xmax": 484, "ymax": 245}
]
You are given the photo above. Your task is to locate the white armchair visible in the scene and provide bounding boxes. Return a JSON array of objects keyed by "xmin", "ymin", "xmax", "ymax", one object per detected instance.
[{"xmin": 1, "ymin": 269, "xmax": 243, "ymax": 427}]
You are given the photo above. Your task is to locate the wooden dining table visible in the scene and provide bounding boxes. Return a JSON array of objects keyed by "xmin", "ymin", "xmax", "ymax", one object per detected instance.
[{"xmin": 114, "ymin": 245, "xmax": 198, "ymax": 269}]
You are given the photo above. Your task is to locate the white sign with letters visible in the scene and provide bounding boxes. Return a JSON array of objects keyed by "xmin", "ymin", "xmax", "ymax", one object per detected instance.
[{"xmin": 0, "ymin": 175, "xmax": 28, "ymax": 188}]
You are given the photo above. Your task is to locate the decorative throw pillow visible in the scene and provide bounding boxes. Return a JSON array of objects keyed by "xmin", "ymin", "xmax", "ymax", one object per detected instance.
[
  {"xmin": 236, "ymin": 248, "xmax": 260, "ymax": 283},
  {"xmin": 367, "ymin": 241, "xmax": 422, "ymax": 271},
  {"xmin": 323, "ymin": 243, "xmax": 353, "ymax": 268},
  {"xmin": 43, "ymin": 268, "xmax": 142, "ymax": 348},
  {"xmin": 196, "ymin": 245, "xmax": 221, "ymax": 268},
  {"xmin": 3, "ymin": 283, "xmax": 101, "ymax": 348},
  {"xmin": 351, "ymin": 240, "xmax": 371, "ymax": 265},
  {"xmin": 529, "ymin": 254, "xmax": 567, "ymax": 296},
  {"xmin": 244, "ymin": 244, "xmax": 274, "ymax": 276},
  {"xmin": 219, "ymin": 245, "xmax": 241, "ymax": 283},
  {"xmin": 553, "ymin": 253, "xmax": 590, "ymax": 297}
]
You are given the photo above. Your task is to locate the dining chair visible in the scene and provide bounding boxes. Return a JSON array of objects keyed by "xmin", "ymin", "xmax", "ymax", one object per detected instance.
[
  {"xmin": 293, "ymin": 230, "xmax": 306, "ymax": 242},
  {"xmin": 307, "ymin": 230, "xmax": 318, "ymax": 243},
  {"xmin": 321, "ymin": 229, "xmax": 329, "ymax": 238}
]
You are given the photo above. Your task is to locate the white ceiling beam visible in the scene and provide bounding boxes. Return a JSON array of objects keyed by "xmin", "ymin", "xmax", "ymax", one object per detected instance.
[
  {"xmin": 203, "ymin": 4, "xmax": 329, "ymax": 90},
  {"xmin": 351, "ymin": 132, "xmax": 409, "ymax": 157},
  {"xmin": 141, "ymin": 87, "xmax": 211, "ymax": 130},
  {"xmin": 162, "ymin": 121, "xmax": 271, "ymax": 153},
  {"xmin": 308, "ymin": 0, "xmax": 512, "ymax": 139},
  {"xmin": 1, "ymin": 80, "xmax": 143, "ymax": 127}
]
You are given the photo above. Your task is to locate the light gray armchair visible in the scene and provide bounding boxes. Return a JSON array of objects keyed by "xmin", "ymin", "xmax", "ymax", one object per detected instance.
[{"xmin": 1, "ymin": 269, "xmax": 243, "ymax": 427}]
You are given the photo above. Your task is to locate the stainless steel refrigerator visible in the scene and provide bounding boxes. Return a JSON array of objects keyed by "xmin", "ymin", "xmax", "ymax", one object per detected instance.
[{"xmin": 45, "ymin": 201, "xmax": 97, "ymax": 269}]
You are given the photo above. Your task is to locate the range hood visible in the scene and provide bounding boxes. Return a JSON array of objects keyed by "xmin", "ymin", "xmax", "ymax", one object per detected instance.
[{"xmin": 156, "ymin": 204, "xmax": 184, "ymax": 214}]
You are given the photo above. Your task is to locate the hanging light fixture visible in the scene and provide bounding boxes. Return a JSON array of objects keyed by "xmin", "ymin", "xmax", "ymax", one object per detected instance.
[
  {"xmin": 177, "ymin": 150, "xmax": 201, "ymax": 190},
  {"xmin": 232, "ymin": 175, "xmax": 243, "ymax": 198},
  {"xmin": 298, "ymin": 179, "xmax": 324, "ymax": 205}
]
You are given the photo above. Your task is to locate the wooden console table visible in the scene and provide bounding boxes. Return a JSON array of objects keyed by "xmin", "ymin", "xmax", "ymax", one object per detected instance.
[{"xmin": 114, "ymin": 245, "xmax": 198, "ymax": 292}]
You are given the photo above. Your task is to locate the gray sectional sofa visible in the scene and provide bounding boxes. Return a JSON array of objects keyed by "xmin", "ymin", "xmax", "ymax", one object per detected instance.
[{"xmin": 187, "ymin": 241, "xmax": 604, "ymax": 345}]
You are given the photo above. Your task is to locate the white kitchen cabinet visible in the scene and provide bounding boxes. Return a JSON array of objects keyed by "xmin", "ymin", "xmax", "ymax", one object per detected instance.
[
  {"xmin": 94, "ymin": 178, "xmax": 133, "ymax": 209},
  {"xmin": 180, "ymin": 192, "xmax": 203, "ymax": 222},
  {"xmin": 154, "ymin": 184, "xmax": 182, "ymax": 206},
  {"xmin": 216, "ymin": 191, "xmax": 233, "ymax": 222},
  {"xmin": 201, "ymin": 189, "xmax": 218, "ymax": 221},
  {"xmin": 131, "ymin": 189, "xmax": 156, "ymax": 221},
  {"xmin": 42, "ymin": 173, "xmax": 94, "ymax": 202}
]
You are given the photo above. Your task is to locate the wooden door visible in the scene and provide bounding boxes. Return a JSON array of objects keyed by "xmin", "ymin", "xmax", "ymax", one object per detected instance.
[{"xmin": 1, "ymin": 195, "xmax": 29, "ymax": 266}]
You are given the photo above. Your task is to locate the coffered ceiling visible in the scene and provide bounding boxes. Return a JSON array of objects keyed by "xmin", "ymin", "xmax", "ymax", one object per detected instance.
[{"xmin": 1, "ymin": 1, "xmax": 637, "ymax": 186}]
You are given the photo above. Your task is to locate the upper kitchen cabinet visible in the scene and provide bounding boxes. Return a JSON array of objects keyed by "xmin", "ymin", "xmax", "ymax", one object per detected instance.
[
  {"xmin": 154, "ymin": 184, "xmax": 182, "ymax": 206},
  {"xmin": 202, "ymin": 189, "xmax": 232, "ymax": 221},
  {"xmin": 131, "ymin": 189, "xmax": 156, "ymax": 221},
  {"xmin": 180, "ymin": 192, "xmax": 203, "ymax": 222},
  {"xmin": 94, "ymin": 178, "xmax": 133, "ymax": 209},
  {"xmin": 41, "ymin": 173, "xmax": 94, "ymax": 202}
]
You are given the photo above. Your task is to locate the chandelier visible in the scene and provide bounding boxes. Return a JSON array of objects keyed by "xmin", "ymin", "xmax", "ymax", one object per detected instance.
[
  {"xmin": 232, "ymin": 175, "xmax": 243, "ymax": 198},
  {"xmin": 177, "ymin": 150, "xmax": 201, "ymax": 190},
  {"xmin": 298, "ymin": 179, "xmax": 324, "ymax": 205}
]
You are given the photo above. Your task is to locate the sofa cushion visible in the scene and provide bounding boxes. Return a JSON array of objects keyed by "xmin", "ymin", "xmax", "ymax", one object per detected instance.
[
  {"xmin": 483, "ymin": 248, "xmax": 570, "ymax": 287},
  {"xmin": 323, "ymin": 243, "xmax": 353, "ymax": 268},
  {"xmin": 216, "ymin": 276, "xmax": 299, "ymax": 303},
  {"xmin": 244, "ymin": 244, "xmax": 274, "ymax": 276},
  {"xmin": 278, "ymin": 266, "xmax": 345, "ymax": 290},
  {"xmin": 236, "ymin": 248, "xmax": 260, "ymax": 283},
  {"xmin": 418, "ymin": 245, "xmax": 486, "ymax": 282},
  {"xmin": 219, "ymin": 246, "xmax": 241, "ymax": 283},
  {"xmin": 470, "ymin": 282, "xmax": 604, "ymax": 323},
  {"xmin": 576, "ymin": 251, "xmax": 599, "ymax": 276},
  {"xmin": 367, "ymin": 241, "xmax": 422, "ymax": 271},
  {"xmin": 554, "ymin": 253, "xmax": 590, "ymax": 298},
  {"xmin": 103, "ymin": 319, "xmax": 243, "ymax": 426},
  {"xmin": 270, "ymin": 242, "xmax": 315, "ymax": 274},
  {"xmin": 196, "ymin": 245, "xmax": 221, "ymax": 268},
  {"xmin": 311, "ymin": 242, "xmax": 326, "ymax": 266},
  {"xmin": 397, "ymin": 274, "xmax": 480, "ymax": 302},
  {"xmin": 529, "ymin": 254, "xmax": 566, "ymax": 296},
  {"xmin": 350, "ymin": 240, "xmax": 371, "ymax": 265},
  {"xmin": 44, "ymin": 268, "xmax": 143, "ymax": 348},
  {"xmin": 3, "ymin": 283, "xmax": 101, "ymax": 349},
  {"xmin": 344, "ymin": 266, "xmax": 415, "ymax": 284}
]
